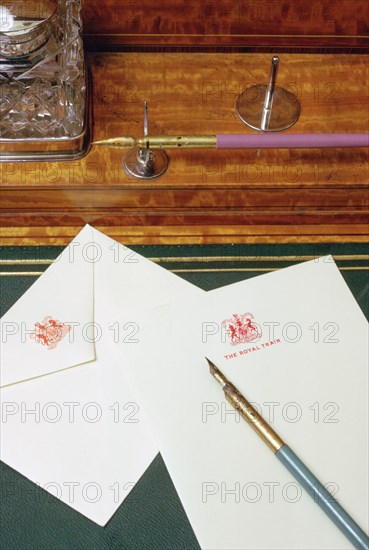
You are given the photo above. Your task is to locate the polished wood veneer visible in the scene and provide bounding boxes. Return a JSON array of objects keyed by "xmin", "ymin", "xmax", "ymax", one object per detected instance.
[
  {"xmin": 0, "ymin": 53, "xmax": 368, "ymax": 245},
  {"xmin": 83, "ymin": 0, "xmax": 369, "ymax": 51}
]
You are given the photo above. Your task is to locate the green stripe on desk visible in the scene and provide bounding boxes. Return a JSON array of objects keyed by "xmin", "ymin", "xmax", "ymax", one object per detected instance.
[{"xmin": 1, "ymin": 243, "xmax": 368, "ymax": 318}]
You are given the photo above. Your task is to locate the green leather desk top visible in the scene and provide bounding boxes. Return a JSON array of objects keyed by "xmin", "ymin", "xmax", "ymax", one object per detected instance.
[{"xmin": 1, "ymin": 243, "xmax": 368, "ymax": 550}]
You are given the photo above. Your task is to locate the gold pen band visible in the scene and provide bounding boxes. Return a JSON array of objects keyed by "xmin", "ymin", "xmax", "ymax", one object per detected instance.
[
  {"xmin": 224, "ymin": 383, "xmax": 284, "ymax": 453},
  {"xmin": 136, "ymin": 135, "xmax": 217, "ymax": 149}
]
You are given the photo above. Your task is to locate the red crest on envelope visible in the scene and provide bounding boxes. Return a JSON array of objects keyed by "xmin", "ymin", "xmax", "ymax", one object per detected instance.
[
  {"xmin": 222, "ymin": 313, "xmax": 261, "ymax": 346},
  {"xmin": 30, "ymin": 316, "xmax": 71, "ymax": 350}
]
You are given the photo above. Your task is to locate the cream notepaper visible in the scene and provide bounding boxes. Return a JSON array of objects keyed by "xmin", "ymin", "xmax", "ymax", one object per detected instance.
[
  {"xmin": 116, "ymin": 256, "xmax": 368, "ymax": 549},
  {"xmin": 0, "ymin": 225, "xmax": 202, "ymax": 525}
]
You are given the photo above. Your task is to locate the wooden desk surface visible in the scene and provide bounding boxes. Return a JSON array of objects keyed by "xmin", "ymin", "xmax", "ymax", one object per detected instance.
[
  {"xmin": 82, "ymin": 0, "xmax": 369, "ymax": 51},
  {"xmin": 0, "ymin": 53, "xmax": 368, "ymax": 245}
]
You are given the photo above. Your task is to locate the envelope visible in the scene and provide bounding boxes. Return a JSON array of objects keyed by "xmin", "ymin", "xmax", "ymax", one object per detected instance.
[
  {"xmin": 0, "ymin": 225, "xmax": 202, "ymax": 525},
  {"xmin": 116, "ymin": 257, "xmax": 369, "ymax": 549}
]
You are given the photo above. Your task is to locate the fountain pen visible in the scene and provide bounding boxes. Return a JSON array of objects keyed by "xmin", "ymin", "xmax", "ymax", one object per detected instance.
[{"xmin": 206, "ymin": 357, "xmax": 369, "ymax": 550}]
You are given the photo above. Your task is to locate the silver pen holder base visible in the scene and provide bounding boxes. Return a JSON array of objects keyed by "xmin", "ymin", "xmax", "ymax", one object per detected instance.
[
  {"xmin": 236, "ymin": 84, "xmax": 301, "ymax": 132},
  {"xmin": 123, "ymin": 102, "xmax": 169, "ymax": 179},
  {"xmin": 123, "ymin": 146, "xmax": 168, "ymax": 180}
]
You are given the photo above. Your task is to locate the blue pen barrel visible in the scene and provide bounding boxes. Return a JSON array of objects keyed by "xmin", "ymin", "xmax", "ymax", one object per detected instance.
[{"xmin": 276, "ymin": 445, "xmax": 369, "ymax": 550}]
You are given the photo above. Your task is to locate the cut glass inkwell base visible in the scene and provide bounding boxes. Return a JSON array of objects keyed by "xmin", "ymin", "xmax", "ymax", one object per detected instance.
[{"xmin": 0, "ymin": 0, "xmax": 91, "ymax": 162}]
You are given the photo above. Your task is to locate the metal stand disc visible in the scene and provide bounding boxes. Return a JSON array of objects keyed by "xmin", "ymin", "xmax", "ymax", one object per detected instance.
[
  {"xmin": 123, "ymin": 147, "xmax": 168, "ymax": 180},
  {"xmin": 236, "ymin": 85, "xmax": 301, "ymax": 132}
]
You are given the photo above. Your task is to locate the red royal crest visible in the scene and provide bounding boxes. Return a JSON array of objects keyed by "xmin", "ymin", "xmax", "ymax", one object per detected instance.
[
  {"xmin": 222, "ymin": 313, "xmax": 262, "ymax": 346},
  {"xmin": 29, "ymin": 316, "xmax": 71, "ymax": 350}
]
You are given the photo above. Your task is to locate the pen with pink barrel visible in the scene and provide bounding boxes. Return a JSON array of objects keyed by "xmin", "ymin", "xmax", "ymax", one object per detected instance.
[
  {"xmin": 94, "ymin": 133, "xmax": 369, "ymax": 149},
  {"xmin": 206, "ymin": 357, "xmax": 369, "ymax": 550},
  {"xmin": 216, "ymin": 133, "xmax": 369, "ymax": 149}
]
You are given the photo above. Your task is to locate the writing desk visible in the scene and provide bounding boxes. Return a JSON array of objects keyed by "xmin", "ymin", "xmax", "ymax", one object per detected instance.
[{"xmin": 0, "ymin": 2, "xmax": 368, "ymax": 545}]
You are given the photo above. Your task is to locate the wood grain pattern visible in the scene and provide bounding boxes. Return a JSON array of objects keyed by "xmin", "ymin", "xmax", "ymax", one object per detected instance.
[
  {"xmin": 0, "ymin": 225, "xmax": 368, "ymax": 246},
  {"xmin": 1, "ymin": 53, "xmax": 368, "ymax": 245},
  {"xmin": 82, "ymin": 0, "xmax": 369, "ymax": 51}
]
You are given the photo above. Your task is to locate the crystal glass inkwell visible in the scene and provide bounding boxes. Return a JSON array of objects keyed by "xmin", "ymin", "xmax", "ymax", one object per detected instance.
[{"xmin": 0, "ymin": 0, "xmax": 90, "ymax": 161}]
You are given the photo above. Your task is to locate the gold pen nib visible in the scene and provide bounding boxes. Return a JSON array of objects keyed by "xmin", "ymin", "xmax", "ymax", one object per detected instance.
[
  {"xmin": 205, "ymin": 357, "xmax": 229, "ymax": 388},
  {"xmin": 93, "ymin": 137, "xmax": 136, "ymax": 149}
]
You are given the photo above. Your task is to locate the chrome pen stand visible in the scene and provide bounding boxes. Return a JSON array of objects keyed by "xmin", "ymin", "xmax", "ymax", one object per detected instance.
[
  {"xmin": 236, "ymin": 56, "xmax": 301, "ymax": 132},
  {"xmin": 123, "ymin": 102, "xmax": 168, "ymax": 179},
  {"xmin": 0, "ymin": 0, "xmax": 91, "ymax": 162}
]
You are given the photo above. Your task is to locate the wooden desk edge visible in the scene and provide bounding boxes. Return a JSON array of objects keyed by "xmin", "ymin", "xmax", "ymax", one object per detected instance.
[{"xmin": 0, "ymin": 225, "xmax": 368, "ymax": 246}]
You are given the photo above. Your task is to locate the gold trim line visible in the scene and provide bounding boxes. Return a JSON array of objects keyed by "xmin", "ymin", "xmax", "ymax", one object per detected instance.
[
  {"xmin": 1, "ymin": 266, "xmax": 368, "ymax": 276},
  {"xmin": 0, "ymin": 254, "xmax": 368, "ymax": 266}
]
